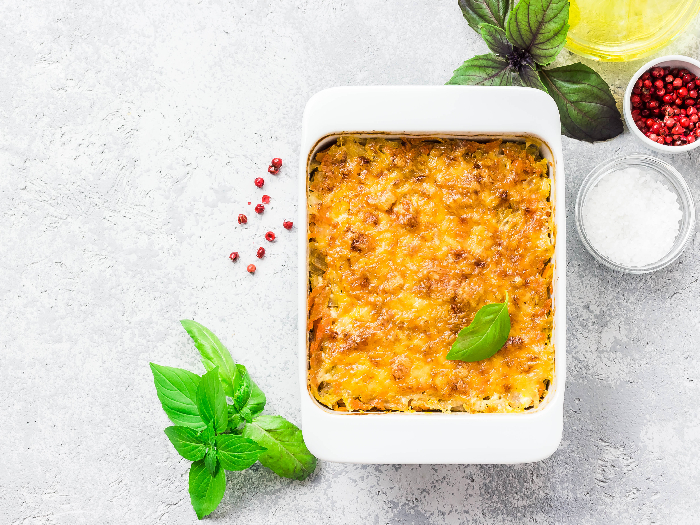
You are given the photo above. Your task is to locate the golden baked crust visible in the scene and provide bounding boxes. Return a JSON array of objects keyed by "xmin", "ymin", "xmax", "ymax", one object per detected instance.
[{"xmin": 307, "ymin": 137, "xmax": 554, "ymax": 413}]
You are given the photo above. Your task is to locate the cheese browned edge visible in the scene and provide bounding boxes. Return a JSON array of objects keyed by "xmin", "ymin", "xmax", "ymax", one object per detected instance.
[{"xmin": 307, "ymin": 136, "xmax": 554, "ymax": 413}]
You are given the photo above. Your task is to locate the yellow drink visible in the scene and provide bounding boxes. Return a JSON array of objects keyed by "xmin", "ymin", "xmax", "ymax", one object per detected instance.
[{"xmin": 566, "ymin": 0, "xmax": 700, "ymax": 61}]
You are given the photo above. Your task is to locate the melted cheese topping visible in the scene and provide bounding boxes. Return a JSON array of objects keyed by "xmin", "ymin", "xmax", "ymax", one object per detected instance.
[{"xmin": 307, "ymin": 137, "xmax": 554, "ymax": 413}]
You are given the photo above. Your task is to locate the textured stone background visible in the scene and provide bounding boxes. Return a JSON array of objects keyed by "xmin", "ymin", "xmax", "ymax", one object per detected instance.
[{"xmin": 2, "ymin": 1, "xmax": 700, "ymax": 523}]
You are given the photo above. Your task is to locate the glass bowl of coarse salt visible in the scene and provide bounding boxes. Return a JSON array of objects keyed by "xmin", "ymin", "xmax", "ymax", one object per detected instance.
[{"xmin": 575, "ymin": 154, "xmax": 695, "ymax": 274}]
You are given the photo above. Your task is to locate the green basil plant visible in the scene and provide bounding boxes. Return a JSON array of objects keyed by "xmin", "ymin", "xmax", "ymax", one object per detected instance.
[{"xmin": 150, "ymin": 320, "xmax": 316, "ymax": 519}]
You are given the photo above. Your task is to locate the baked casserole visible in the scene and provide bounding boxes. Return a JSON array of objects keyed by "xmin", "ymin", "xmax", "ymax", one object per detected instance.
[{"xmin": 307, "ymin": 136, "xmax": 554, "ymax": 413}]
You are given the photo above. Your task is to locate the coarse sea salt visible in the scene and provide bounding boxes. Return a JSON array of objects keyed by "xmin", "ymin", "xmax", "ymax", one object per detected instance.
[{"xmin": 582, "ymin": 167, "xmax": 683, "ymax": 267}]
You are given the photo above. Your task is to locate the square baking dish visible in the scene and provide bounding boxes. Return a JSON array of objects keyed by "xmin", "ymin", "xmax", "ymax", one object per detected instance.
[{"xmin": 297, "ymin": 86, "xmax": 566, "ymax": 464}]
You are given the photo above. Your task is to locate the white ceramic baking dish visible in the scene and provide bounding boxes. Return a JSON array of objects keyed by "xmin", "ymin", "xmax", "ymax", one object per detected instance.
[{"xmin": 297, "ymin": 86, "xmax": 566, "ymax": 464}]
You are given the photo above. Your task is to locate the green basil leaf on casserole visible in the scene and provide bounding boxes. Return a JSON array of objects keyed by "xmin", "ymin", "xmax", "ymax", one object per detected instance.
[{"xmin": 447, "ymin": 293, "xmax": 511, "ymax": 362}]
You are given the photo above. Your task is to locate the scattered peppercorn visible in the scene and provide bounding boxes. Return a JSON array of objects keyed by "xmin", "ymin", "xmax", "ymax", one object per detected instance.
[{"xmin": 234, "ymin": 158, "xmax": 288, "ymax": 272}]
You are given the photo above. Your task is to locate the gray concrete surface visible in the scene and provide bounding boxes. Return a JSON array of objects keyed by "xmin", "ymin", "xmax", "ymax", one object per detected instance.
[{"xmin": 2, "ymin": 1, "xmax": 700, "ymax": 523}]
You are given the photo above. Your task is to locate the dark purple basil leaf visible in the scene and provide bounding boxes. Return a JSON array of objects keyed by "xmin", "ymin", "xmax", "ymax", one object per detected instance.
[
  {"xmin": 447, "ymin": 53, "xmax": 520, "ymax": 86},
  {"xmin": 479, "ymin": 23, "xmax": 513, "ymax": 57},
  {"xmin": 506, "ymin": 0, "xmax": 569, "ymax": 66},
  {"xmin": 458, "ymin": 0, "xmax": 514, "ymax": 32},
  {"xmin": 519, "ymin": 64, "xmax": 548, "ymax": 92},
  {"xmin": 539, "ymin": 63, "xmax": 624, "ymax": 142}
]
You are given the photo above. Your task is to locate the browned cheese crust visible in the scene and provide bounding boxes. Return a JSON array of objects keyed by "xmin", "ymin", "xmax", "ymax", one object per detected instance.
[{"xmin": 307, "ymin": 137, "xmax": 554, "ymax": 413}]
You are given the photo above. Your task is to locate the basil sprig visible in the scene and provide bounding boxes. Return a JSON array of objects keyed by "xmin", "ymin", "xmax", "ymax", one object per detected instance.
[
  {"xmin": 150, "ymin": 320, "xmax": 317, "ymax": 519},
  {"xmin": 449, "ymin": 0, "xmax": 623, "ymax": 142},
  {"xmin": 447, "ymin": 294, "xmax": 511, "ymax": 362}
]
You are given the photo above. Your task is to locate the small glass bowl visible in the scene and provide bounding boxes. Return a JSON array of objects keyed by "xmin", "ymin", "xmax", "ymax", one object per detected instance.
[{"xmin": 575, "ymin": 154, "xmax": 695, "ymax": 274}]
